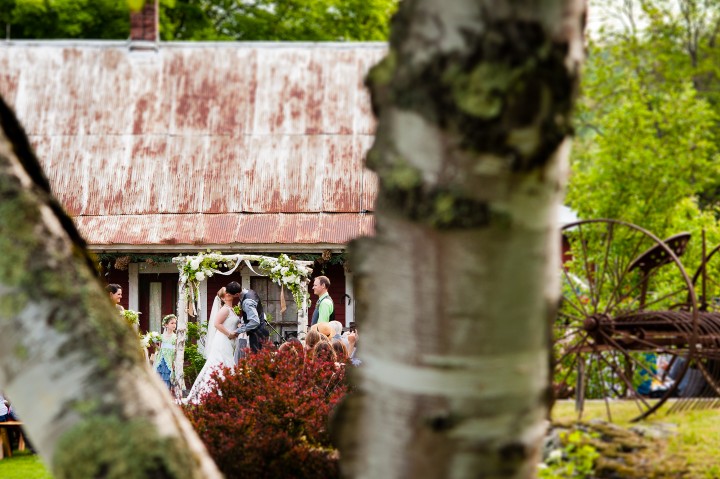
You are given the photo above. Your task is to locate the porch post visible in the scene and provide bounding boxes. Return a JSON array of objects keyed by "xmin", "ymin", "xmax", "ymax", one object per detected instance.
[
  {"xmin": 172, "ymin": 280, "xmax": 188, "ymax": 402},
  {"xmin": 297, "ymin": 280, "xmax": 309, "ymax": 338}
]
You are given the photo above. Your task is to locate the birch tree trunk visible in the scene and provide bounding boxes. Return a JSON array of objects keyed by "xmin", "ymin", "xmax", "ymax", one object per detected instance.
[
  {"xmin": 0, "ymin": 98, "xmax": 221, "ymax": 478},
  {"xmin": 337, "ymin": 1, "xmax": 585, "ymax": 478}
]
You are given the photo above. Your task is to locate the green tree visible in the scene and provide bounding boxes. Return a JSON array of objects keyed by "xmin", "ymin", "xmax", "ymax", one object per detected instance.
[
  {"xmin": 162, "ymin": 0, "xmax": 398, "ymax": 41},
  {"xmin": 569, "ymin": 0, "xmax": 720, "ymax": 240},
  {"xmin": 0, "ymin": 0, "xmax": 398, "ymax": 41},
  {"xmin": 0, "ymin": 0, "xmax": 131, "ymax": 39}
]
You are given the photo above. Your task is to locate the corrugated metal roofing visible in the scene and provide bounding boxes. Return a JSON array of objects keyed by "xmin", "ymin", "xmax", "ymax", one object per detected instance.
[
  {"xmin": 0, "ymin": 41, "xmax": 385, "ymax": 248},
  {"xmin": 74, "ymin": 213, "xmax": 374, "ymax": 250}
]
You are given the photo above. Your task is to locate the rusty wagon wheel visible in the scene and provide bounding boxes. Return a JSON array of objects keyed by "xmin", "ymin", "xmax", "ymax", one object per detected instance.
[
  {"xmin": 555, "ymin": 219, "xmax": 699, "ymax": 422},
  {"xmin": 692, "ymin": 237, "xmax": 720, "ymax": 313},
  {"xmin": 666, "ymin": 237, "xmax": 720, "ymax": 409}
]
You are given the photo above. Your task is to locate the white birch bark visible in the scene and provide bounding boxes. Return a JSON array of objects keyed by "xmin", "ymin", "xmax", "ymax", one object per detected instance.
[
  {"xmin": 0, "ymin": 99, "xmax": 221, "ymax": 478},
  {"xmin": 337, "ymin": 1, "xmax": 585, "ymax": 478}
]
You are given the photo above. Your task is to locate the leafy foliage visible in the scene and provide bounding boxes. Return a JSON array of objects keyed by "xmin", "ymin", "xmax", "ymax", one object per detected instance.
[
  {"xmin": 0, "ymin": 0, "xmax": 131, "ymax": 39},
  {"xmin": 560, "ymin": 6, "xmax": 720, "ymax": 404},
  {"xmin": 540, "ymin": 429, "xmax": 600, "ymax": 479},
  {"xmin": 183, "ymin": 347, "xmax": 347, "ymax": 479},
  {"xmin": 183, "ymin": 321, "xmax": 206, "ymax": 386},
  {"xmin": 163, "ymin": 0, "xmax": 398, "ymax": 41},
  {"xmin": 1, "ymin": 0, "xmax": 397, "ymax": 41}
]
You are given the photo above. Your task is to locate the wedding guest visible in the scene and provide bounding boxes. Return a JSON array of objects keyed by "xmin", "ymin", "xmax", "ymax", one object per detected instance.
[
  {"xmin": 347, "ymin": 330, "xmax": 362, "ymax": 366},
  {"xmin": 0, "ymin": 392, "xmax": 17, "ymax": 422},
  {"xmin": 332, "ymin": 339, "xmax": 348, "ymax": 364},
  {"xmin": 153, "ymin": 315, "xmax": 177, "ymax": 389},
  {"xmin": 329, "ymin": 320, "xmax": 350, "ymax": 349},
  {"xmin": 278, "ymin": 338, "xmax": 304, "ymax": 361},
  {"xmin": 106, "ymin": 284, "xmax": 124, "ymax": 312},
  {"xmin": 313, "ymin": 340, "xmax": 338, "ymax": 364},
  {"xmin": 305, "ymin": 329, "xmax": 327, "ymax": 352},
  {"xmin": 317, "ymin": 321, "xmax": 333, "ymax": 339},
  {"xmin": 0, "ymin": 392, "xmax": 23, "ymax": 452}
]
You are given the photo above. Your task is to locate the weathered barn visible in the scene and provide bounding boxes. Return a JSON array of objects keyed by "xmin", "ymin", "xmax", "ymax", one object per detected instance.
[{"xmin": 0, "ymin": 3, "xmax": 385, "ymax": 336}]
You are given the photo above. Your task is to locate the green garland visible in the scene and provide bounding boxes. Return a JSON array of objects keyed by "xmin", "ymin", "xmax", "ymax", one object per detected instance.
[{"xmin": 292, "ymin": 252, "xmax": 347, "ymax": 265}]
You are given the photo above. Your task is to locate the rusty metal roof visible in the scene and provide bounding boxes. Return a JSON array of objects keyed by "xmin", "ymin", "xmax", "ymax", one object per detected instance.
[
  {"xmin": 74, "ymin": 213, "xmax": 374, "ymax": 251},
  {"xmin": 0, "ymin": 41, "xmax": 385, "ymax": 249}
]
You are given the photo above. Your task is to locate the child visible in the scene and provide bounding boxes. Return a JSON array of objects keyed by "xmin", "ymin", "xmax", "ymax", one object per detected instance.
[{"xmin": 153, "ymin": 315, "xmax": 177, "ymax": 389}]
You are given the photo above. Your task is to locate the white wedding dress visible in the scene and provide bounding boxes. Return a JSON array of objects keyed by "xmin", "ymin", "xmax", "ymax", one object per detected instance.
[{"xmin": 185, "ymin": 301, "xmax": 240, "ymax": 404}]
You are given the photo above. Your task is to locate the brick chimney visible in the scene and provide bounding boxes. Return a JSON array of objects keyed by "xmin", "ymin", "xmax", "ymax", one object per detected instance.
[{"xmin": 130, "ymin": 0, "xmax": 158, "ymax": 47}]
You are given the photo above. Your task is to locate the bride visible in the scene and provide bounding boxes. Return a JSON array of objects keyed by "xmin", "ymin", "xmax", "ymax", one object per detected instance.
[{"xmin": 185, "ymin": 287, "xmax": 240, "ymax": 404}]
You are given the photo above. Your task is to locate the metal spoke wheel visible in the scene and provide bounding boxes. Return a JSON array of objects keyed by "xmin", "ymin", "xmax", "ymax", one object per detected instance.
[
  {"xmin": 664, "ymin": 238, "xmax": 720, "ymax": 409},
  {"xmin": 692, "ymin": 237, "xmax": 720, "ymax": 313},
  {"xmin": 555, "ymin": 219, "xmax": 698, "ymax": 422}
]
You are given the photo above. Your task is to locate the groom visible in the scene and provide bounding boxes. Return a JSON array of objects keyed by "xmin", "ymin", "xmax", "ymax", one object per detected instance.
[{"xmin": 226, "ymin": 281, "xmax": 270, "ymax": 358}]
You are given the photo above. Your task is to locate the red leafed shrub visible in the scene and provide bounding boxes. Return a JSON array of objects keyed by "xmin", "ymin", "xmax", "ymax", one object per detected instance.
[{"xmin": 183, "ymin": 346, "xmax": 348, "ymax": 479}]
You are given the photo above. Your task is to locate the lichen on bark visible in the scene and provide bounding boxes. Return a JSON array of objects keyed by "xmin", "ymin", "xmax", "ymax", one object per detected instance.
[
  {"xmin": 0, "ymin": 95, "xmax": 223, "ymax": 478},
  {"xmin": 364, "ymin": 6, "xmax": 580, "ymax": 233},
  {"xmin": 54, "ymin": 417, "xmax": 195, "ymax": 479}
]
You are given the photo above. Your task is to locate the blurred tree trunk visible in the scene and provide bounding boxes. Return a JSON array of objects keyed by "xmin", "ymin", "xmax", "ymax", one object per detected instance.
[
  {"xmin": 337, "ymin": 1, "xmax": 585, "ymax": 478},
  {"xmin": 0, "ymin": 97, "xmax": 221, "ymax": 478}
]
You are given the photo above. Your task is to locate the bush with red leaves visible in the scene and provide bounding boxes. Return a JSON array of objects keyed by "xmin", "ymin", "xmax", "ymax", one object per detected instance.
[{"xmin": 183, "ymin": 346, "xmax": 348, "ymax": 479}]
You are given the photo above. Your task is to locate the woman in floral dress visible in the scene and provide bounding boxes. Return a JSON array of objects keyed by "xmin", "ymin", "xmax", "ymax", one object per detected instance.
[{"xmin": 153, "ymin": 314, "xmax": 177, "ymax": 389}]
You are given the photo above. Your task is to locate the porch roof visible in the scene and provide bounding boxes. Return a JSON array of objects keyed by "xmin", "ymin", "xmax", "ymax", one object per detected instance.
[{"xmin": 77, "ymin": 212, "xmax": 373, "ymax": 252}]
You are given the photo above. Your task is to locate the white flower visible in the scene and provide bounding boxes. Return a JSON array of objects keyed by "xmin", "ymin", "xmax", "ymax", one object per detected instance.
[
  {"xmin": 195, "ymin": 271, "xmax": 206, "ymax": 281},
  {"xmin": 547, "ymin": 449, "xmax": 563, "ymax": 464},
  {"xmin": 190, "ymin": 258, "xmax": 201, "ymax": 270},
  {"xmin": 285, "ymin": 274, "xmax": 297, "ymax": 284},
  {"xmin": 207, "ymin": 271, "xmax": 214, "ymax": 277}
]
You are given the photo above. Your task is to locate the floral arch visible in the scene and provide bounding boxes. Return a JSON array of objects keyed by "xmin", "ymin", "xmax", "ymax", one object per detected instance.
[{"xmin": 169, "ymin": 252, "xmax": 314, "ymax": 400}]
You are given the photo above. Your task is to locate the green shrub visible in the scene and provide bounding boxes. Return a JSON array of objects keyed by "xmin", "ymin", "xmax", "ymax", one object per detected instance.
[
  {"xmin": 540, "ymin": 430, "xmax": 600, "ymax": 479},
  {"xmin": 183, "ymin": 321, "xmax": 206, "ymax": 386}
]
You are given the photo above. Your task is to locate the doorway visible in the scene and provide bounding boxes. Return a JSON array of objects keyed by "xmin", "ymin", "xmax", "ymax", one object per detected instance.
[{"xmin": 139, "ymin": 273, "xmax": 179, "ymax": 332}]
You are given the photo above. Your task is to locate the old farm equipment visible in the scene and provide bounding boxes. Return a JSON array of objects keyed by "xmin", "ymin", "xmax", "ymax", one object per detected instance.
[{"xmin": 556, "ymin": 219, "xmax": 720, "ymax": 422}]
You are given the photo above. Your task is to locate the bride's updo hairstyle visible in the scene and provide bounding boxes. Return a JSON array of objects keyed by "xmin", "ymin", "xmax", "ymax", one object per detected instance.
[{"xmin": 217, "ymin": 287, "xmax": 226, "ymax": 299}]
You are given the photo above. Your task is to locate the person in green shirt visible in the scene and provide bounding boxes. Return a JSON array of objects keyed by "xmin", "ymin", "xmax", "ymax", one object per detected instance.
[{"xmin": 311, "ymin": 275, "xmax": 334, "ymax": 325}]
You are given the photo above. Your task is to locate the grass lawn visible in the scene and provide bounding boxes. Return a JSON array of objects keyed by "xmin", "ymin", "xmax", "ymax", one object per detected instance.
[
  {"xmin": 552, "ymin": 399, "xmax": 720, "ymax": 478},
  {"xmin": 0, "ymin": 450, "xmax": 53, "ymax": 479},
  {"xmin": 3, "ymin": 401, "xmax": 719, "ymax": 478}
]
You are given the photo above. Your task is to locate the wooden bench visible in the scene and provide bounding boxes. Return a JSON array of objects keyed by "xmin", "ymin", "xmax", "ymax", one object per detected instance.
[{"xmin": 0, "ymin": 421, "xmax": 26, "ymax": 459}]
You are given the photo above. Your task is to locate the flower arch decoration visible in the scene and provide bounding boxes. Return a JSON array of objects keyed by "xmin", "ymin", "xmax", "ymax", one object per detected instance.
[
  {"xmin": 176, "ymin": 252, "xmax": 313, "ymax": 313},
  {"xmin": 168, "ymin": 252, "xmax": 314, "ymax": 402}
]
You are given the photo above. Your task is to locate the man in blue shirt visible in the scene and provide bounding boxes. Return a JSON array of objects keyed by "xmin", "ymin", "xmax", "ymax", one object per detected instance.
[{"xmin": 310, "ymin": 275, "xmax": 334, "ymax": 325}]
